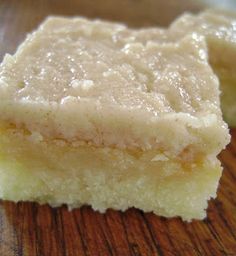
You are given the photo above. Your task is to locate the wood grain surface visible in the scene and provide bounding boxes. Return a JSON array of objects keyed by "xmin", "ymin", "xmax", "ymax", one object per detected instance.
[{"xmin": 0, "ymin": 1, "xmax": 235, "ymax": 255}]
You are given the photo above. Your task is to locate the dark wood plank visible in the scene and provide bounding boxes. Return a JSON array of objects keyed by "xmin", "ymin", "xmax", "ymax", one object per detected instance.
[{"xmin": 0, "ymin": 1, "xmax": 235, "ymax": 255}]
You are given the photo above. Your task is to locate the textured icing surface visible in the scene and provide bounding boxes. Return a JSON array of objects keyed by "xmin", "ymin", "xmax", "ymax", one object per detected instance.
[
  {"xmin": 169, "ymin": 10, "xmax": 236, "ymax": 127},
  {"xmin": 0, "ymin": 15, "xmax": 229, "ymax": 151},
  {"xmin": 0, "ymin": 18, "xmax": 218, "ymax": 114},
  {"xmin": 132, "ymin": 9, "xmax": 236, "ymax": 44},
  {"xmin": 133, "ymin": 9, "xmax": 236, "ymax": 126},
  {"xmin": 169, "ymin": 10, "xmax": 236, "ymax": 44}
]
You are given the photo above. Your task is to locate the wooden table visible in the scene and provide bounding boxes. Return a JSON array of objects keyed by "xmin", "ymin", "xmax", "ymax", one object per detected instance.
[{"xmin": 0, "ymin": 1, "xmax": 235, "ymax": 255}]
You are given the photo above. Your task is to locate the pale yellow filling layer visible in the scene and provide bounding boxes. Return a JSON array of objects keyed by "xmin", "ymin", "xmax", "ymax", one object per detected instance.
[{"xmin": 0, "ymin": 127, "xmax": 222, "ymax": 221}]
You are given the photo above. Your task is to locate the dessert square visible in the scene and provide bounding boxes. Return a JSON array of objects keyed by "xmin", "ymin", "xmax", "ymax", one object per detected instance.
[
  {"xmin": 0, "ymin": 16, "xmax": 230, "ymax": 220},
  {"xmin": 134, "ymin": 9, "xmax": 236, "ymax": 126}
]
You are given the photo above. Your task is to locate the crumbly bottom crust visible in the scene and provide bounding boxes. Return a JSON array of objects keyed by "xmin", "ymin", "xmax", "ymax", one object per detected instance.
[{"xmin": 0, "ymin": 127, "xmax": 222, "ymax": 221}]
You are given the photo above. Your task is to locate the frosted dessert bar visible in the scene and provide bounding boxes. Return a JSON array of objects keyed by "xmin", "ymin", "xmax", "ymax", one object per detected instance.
[
  {"xmin": 0, "ymin": 16, "xmax": 230, "ymax": 220},
  {"xmin": 169, "ymin": 9, "xmax": 236, "ymax": 127},
  {"xmin": 133, "ymin": 9, "xmax": 236, "ymax": 126}
]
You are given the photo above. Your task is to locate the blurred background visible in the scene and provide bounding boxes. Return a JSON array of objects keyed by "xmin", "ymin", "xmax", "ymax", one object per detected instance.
[{"xmin": 0, "ymin": 0, "xmax": 236, "ymax": 60}]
